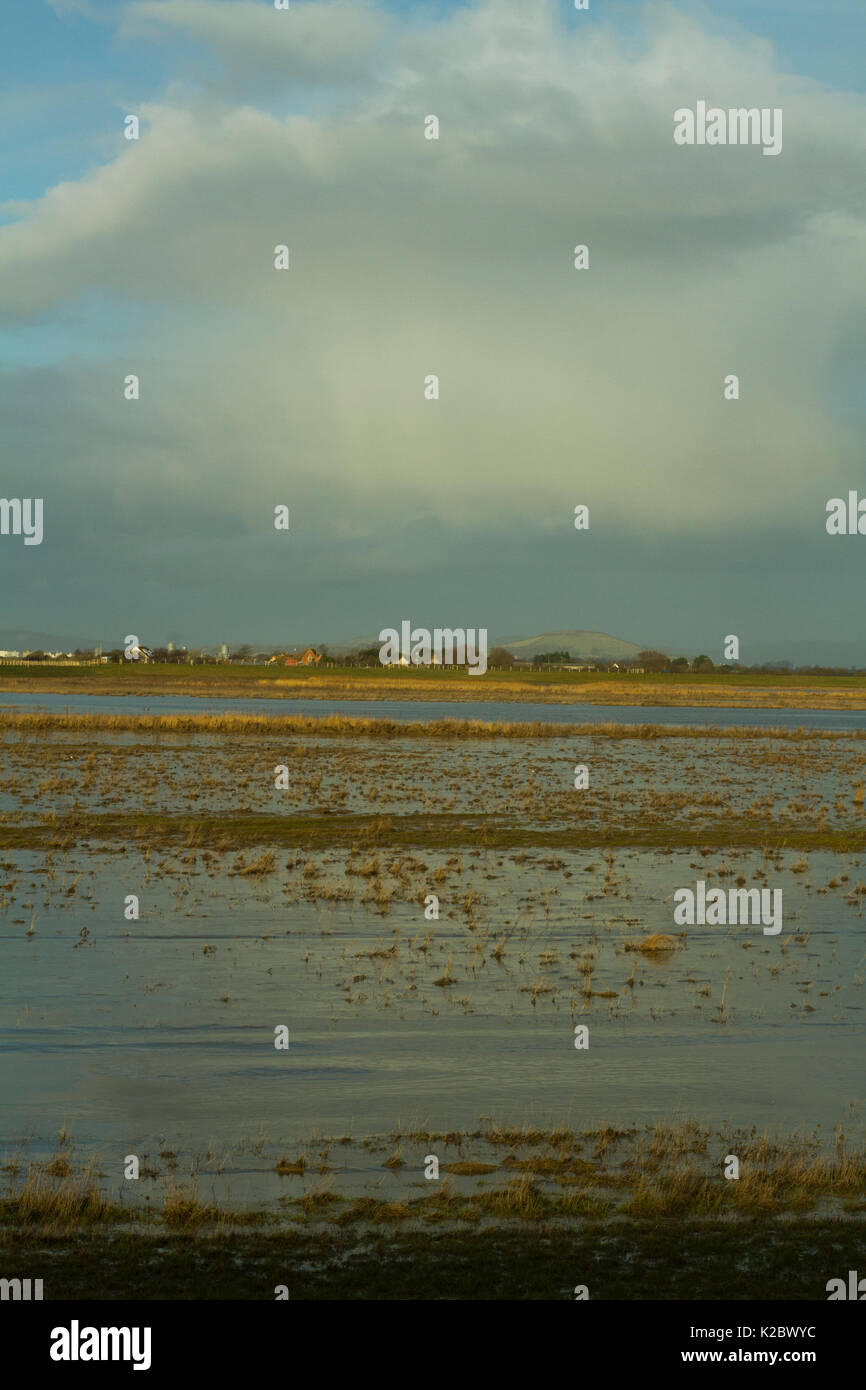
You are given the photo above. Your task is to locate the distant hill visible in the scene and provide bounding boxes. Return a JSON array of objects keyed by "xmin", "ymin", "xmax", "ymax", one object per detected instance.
[
  {"xmin": 500, "ymin": 631, "xmax": 645, "ymax": 661},
  {"xmin": 328, "ymin": 629, "xmax": 647, "ymax": 661}
]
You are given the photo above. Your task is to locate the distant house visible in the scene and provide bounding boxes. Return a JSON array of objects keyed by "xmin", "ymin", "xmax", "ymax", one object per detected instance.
[{"xmin": 282, "ymin": 647, "xmax": 322, "ymax": 667}]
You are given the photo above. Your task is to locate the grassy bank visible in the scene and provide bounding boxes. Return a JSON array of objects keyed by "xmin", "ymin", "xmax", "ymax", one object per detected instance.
[
  {"xmin": 3, "ymin": 663, "xmax": 866, "ymax": 708},
  {"xmin": 3, "ymin": 711, "xmax": 866, "ymax": 739}
]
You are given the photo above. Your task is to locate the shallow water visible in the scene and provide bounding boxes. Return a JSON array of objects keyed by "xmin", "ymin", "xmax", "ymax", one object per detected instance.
[
  {"xmin": 2, "ymin": 841, "xmax": 864, "ymax": 1208},
  {"xmin": 3, "ymin": 721, "xmax": 864, "ymax": 1212},
  {"xmin": 3, "ymin": 688, "xmax": 866, "ymax": 731}
]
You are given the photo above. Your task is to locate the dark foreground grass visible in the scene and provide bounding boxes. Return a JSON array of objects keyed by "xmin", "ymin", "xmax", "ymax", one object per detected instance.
[
  {"xmin": 3, "ymin": 1220, "xmax": 863, "ymax": 1299},
  {"xmin": 3, "ymin": 811, "xmax": 864, "ymax": 854}
]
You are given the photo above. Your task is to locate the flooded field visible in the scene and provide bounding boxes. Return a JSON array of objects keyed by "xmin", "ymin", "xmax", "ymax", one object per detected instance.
[
  {"xmin": 4, "ymin": 687, "xmax": 866, "ymax": 730},
  {"xmin": 2, "ymin": 718, "xmax": 865, "ymax": 1227}
]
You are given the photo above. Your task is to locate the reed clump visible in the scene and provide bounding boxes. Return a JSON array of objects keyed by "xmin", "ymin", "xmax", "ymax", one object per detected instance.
[
  {"xmin": 162, "ymin": 1183, "xmax": 222, "ymax": 1228},
  {"xmin": 0, "ymin": 1162, "xmax": 118, "ymax": 1227},
  {"xmin": 625, "ymin": 933, "xmax": 679, "ymax": 954}
]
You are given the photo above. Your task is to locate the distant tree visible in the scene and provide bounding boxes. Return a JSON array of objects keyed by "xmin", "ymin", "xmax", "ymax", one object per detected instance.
[
  {"xmin": 532, "ymin": 650, "xmax": 572, "ymax": 666},
  {"xmin": 637, "ymin": 650, "xmax": 669, "ymax": 672},
  {"xmin": 488, "ymin": 646, "xmax": 517, "ymax": 668},
  {"xmin": 669, "ymin": 656, "xmax": 690, "ymax": 671},
  {"xmin": 692, "ymin": 654, "xmax": 714, "ymax": 672},
  {"xmin": 346, "ymin": 645, "xmax": 382, "ymax": 667}
]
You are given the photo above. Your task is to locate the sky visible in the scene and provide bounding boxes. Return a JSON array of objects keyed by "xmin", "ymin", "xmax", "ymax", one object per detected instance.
[{"xmin": 1, "ymin": 0, "xmax": 864, "ymax": 658}]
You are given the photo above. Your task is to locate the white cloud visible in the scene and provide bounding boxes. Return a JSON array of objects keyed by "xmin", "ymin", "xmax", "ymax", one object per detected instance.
[
  {"xmin": 2, "ymin": 0, "xmax": 865, "ymax": 555},
  {"xmin": 119, "ymin": 0, "xmax": 389, "ymax": 86}
]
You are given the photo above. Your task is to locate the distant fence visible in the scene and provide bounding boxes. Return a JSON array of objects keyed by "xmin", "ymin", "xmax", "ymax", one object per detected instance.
[{"xmin": 0, "ymin": 659, "xmax": 105, "ymax": 667}]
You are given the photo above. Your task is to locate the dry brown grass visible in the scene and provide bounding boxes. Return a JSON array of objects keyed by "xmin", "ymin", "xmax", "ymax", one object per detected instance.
[
  {"xmin": 625, "ymin": 933, "xmax": 679, "ymax": 953},
  {"xmin": 274, "ymin": 1156, "xmax": 307, "ymax": 1175},
  {"xmin": 162, "ymin": 1183, "xmax": 222, "ymax": 1227},
  {"xmin": 0, "ymin": 1162, "xmax": 116, "ymax": 1227},
  {"xmin": 3, "ymin": 710, "xmax": 866, "ymax": 741}
]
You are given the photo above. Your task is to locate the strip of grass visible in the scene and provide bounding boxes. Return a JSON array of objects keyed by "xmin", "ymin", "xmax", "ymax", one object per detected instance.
[
  {"xmin": 5, "ymin": 663, "xmax": 866, "ymax": 689},
  {"xmin": 3, "ymin": 1220, "xmax": 863, "ymax": 1299},
  {"xmin": 2, "ymin": 811, "xmax": 863, "ymax": 853},
  {"xmin": 4, "ymin": 711, "xmax": 866, "ymax": 740},
  {"xmin": 3, "ymin": 662, "xmax": 866, "ymax": 707}
]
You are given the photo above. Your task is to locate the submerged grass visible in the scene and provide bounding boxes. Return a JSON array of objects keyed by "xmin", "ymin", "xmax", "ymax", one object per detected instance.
[
  {"xmin": 5, "ymin": 1122, "xmax": 865, "ymax": 1234},
  {"xmin": 2, "ymin": 809, "xmax": 862, "ymax": 853}
]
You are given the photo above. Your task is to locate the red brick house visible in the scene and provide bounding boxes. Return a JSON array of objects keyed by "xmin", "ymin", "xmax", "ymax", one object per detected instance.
[{"xmin": 282, "ymin": 648, "xmax": 321, "ymax": 667}]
